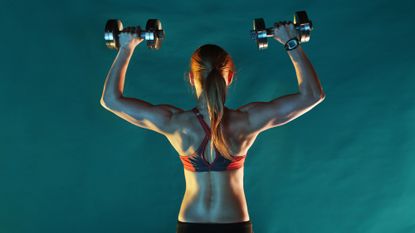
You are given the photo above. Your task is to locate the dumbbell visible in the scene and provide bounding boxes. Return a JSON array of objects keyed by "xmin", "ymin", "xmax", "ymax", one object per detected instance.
[
  {"xmin": 104, "ymin": 19, "xmax": 165, "ymax": 50},
  {"xmin": 250, "ymin": 11, "xmax": 313, "ymax": 50}
]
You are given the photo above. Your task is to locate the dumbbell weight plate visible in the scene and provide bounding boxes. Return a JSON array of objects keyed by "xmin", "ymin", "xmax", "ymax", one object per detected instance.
[
  {"xmin": 253, "ymin": 18, "xmax": 268, "ymax": 50},
  {"xmin": 104, "ymin": 19, "xmax": 123, "ymax": 49},
  {"xmin": 145, "ymin": 19, "xmax": 164, "ymax": 50},
  {"xmin": 294, "ymin": 11, "xmax": 313, "ymax": 43}
]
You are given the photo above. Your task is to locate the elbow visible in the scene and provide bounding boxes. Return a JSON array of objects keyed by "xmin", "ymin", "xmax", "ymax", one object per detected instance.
[
  {"xmin": 306, "ymin": 92, "xmax": 325, "ymax": 102},
  {"xmin": 100, "ymin": 97, "xmax": 107, "ymax": 107},
  {"xmin": 100, "ymin": 95, "xmax": 123, "ymax": 110},
  {"xmin": 100, "ymin": 92, "xmax": 122, "ymax": 107},
  {"xmin": 319, "ymin": 91, "xmax": 326, "ymax": 100},
  {"xmin": 100, "ymin": 96, "xmax": 113, "ymax": 109},
  {"xmin": 308, "ymin": 92, "xmax": 325, "ymax": 104},
  {"xmin": 302, "ymin": 87, "xmax": 326, "ymax": 102},
  {"xmin": 314, "ymin": 92, "xmax": 326, "ymax": 103},
  {"xmin": 100, "ymin": 98, "xmax": 109, "ymax": 110}
]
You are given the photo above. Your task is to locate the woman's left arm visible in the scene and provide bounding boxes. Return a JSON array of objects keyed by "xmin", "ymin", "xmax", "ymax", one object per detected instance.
[{"xmin": 100, "ymin": 33, "xmax": 183, "ymax": 136}]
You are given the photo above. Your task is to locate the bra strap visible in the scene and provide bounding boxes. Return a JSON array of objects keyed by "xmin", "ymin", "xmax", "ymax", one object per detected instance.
[{"xmin": 192, "ymin": 107, "xmax": 211, "ymax": 138}]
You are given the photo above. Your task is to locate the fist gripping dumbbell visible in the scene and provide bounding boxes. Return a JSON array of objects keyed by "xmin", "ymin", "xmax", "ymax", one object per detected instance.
[
  {"xmin": 250, "ymin": 11, "xmax": 313, "ymax": 50},
  {"xmin": 104, "ymin": 19, "xmax": 165, "ymax": 50}
]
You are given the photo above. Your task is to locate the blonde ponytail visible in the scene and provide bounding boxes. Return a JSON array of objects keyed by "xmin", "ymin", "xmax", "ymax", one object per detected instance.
[{"xmin": 204, "ymin": 68, "xmax": 234, "ymax": 161}]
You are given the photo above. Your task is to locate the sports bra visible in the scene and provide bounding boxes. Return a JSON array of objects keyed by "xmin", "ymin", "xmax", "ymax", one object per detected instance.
[{"xmin": 179, "ymin": 107, "xmax": 247, "ymax": 172}]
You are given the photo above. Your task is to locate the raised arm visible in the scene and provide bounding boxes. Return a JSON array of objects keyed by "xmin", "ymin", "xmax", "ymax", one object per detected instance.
[
  {"xmin": 237, "ymin": 22, "xmax": 325, "ymax": 135},
  {"xmin": 100, "ymin": 28, "xmax": 183, "ymax": 136}
]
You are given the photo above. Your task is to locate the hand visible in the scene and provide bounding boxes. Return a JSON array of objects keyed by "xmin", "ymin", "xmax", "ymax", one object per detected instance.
[
  {"xmin": 273, "ymin": 21, "xmax": 299, "ymax": 45},
  {"xmin": 118, "ymin": 26, "xmax": 145, "ymax": 51}
]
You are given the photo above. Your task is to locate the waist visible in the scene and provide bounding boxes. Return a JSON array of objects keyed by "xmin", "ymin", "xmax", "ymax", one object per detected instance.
[{"xmin": 178, "ymin": 196, "xmax": 250, "ymax": 223}]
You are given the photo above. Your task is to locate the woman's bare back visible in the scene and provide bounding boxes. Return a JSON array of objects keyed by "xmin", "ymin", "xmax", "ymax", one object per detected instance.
[{"xmin": 164, "ymin": 106, "xmax": 259, "ymax": 223}]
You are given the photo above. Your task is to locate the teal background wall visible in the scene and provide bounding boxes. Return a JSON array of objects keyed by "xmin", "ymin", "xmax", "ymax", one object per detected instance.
[{"xmin": 1, "ymin": 0, "xmax": 414, "ymax": 232}]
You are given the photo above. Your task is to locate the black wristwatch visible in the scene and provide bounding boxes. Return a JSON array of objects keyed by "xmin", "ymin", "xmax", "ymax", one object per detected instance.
[{"xmin": 284, "ymin": 37, "xmax": 299, "ymax": 51}]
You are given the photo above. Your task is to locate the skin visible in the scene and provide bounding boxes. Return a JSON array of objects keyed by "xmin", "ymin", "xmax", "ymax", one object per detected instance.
[{"xmin": 100, "ymin": 22, "xmax": 325, "ymax": 223}]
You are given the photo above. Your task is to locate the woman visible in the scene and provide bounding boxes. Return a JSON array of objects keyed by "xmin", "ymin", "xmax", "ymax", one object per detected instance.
[{"xmin": 100, "ymin": 21, "xmax": 325, "ymax": 233}]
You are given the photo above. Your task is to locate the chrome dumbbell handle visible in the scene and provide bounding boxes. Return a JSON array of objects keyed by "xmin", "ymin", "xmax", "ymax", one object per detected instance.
[
  {"xmin": 250, "ymin": 28, "xmax": 274, "ymax": 40},
  {"xmin": 104, "ymin": 29, "xmax": 160, "ymax": 41},
  {"xmin": 104, "ymin": 19, "xmax": 165, "ymax": 50},
  {"xmin": 250, "ymin": 24, "xmax": 312, "ymax": 41}
]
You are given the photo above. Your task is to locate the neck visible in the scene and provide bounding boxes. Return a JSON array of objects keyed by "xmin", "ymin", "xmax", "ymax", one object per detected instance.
[
  {"xmin": 196, "ymin": 104, "xmax": 208, "ymax": 114},
  {"xmin": 196, "ymin": 104, "xmax": 227, "ymax": 116},
  {"xmin": 195, "ymin": 95, "xmax": 227, "ymax": 115}
]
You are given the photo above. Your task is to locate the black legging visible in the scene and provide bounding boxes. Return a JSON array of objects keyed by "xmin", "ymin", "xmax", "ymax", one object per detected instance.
[{"xmin": 176, "ymin": 220, "xmax": 254, "ymax": 233}]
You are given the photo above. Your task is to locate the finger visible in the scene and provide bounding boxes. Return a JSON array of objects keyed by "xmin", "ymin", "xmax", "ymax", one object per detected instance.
[
  {"xmin": 274, "ymin": 21, "xmax": 282, "ymax": 29},
  {"xmin": 124, "ymin": 27, "xmax": 132, "ymax": 33},
  {"xmin": 287, "ymin": 21, "xmax": 294, "ymax": 29}
]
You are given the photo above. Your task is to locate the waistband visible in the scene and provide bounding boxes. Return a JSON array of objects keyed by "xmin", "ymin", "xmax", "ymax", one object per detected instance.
[{"xmin": 177, "ymin": 220, "xmax": 252, "ymax": 225}]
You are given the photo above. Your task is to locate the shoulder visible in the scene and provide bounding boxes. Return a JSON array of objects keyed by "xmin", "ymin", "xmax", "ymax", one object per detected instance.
[
  {"xmin": 223, "ymin": 106, "xmax": 249, "ymax": 134},
  {"xmin": 157, "ymin": 104, "xmax": 185, "ymax": 115},
  {"xmin": 166, "ymin": 106, "xmax": 196, "ymax": 133}
]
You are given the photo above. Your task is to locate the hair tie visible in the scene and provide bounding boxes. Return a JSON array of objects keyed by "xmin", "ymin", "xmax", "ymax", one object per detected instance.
[{"xmin": 210, "ymin": 67, "xmax": 221, "ymax": 73}]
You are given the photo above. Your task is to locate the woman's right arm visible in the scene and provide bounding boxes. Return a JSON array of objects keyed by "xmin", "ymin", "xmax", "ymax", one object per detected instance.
[{"xmin": 237, "ymin": 22, "xmax": 325, "ymax": 135}]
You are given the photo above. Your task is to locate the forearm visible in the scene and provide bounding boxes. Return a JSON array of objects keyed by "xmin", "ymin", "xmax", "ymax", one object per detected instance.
[
  {"xmin": 100, "ymin": 47, "xmax": 134, "ymax": 104},
  {"xmin": 287, "ymin": 45, "xmax": 325, "ymax": 99}
]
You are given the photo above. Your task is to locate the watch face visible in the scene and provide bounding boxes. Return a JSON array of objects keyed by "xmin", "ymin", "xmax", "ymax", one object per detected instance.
[
  {"xmin": 289, "ymin": 40, "xmax": 297, "ymax": 47},
  {"xmin": 288, "ymin": 40, "xmax": 298, "ymax": 48}
]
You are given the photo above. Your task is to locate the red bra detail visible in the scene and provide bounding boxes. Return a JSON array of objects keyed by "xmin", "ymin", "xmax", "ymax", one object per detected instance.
[{"xmin": 179, "ymin": 107, "xmax": 247, "ymax": 172}]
